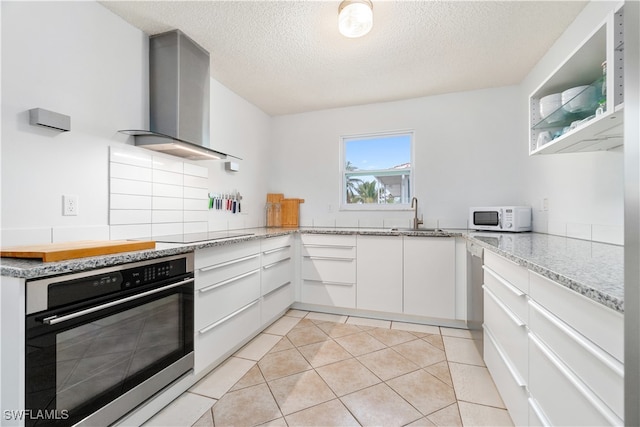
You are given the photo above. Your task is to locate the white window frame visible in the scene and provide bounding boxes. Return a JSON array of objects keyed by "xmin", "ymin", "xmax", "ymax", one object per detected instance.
[{"xmin": 339, "ymin": 130, "xmax": 415, "ymax": 211}]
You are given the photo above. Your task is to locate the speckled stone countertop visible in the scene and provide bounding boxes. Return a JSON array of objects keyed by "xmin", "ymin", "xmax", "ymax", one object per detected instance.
[
  {"xmin": 468, "ymin": 232, "xmax": 624, "ymax": 313},
  {"xmin": 1, "ymin": 227, "xmax": 624, "ymax": 313}
]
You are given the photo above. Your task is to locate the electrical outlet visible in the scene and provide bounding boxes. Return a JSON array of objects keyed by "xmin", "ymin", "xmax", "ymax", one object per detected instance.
[
  {"xmin": 542, "ymin": 198, "xmax": 549, "ymax": 212},
  {"xmin": 63, "ymin": 195, "xmax": 79, "ymax": 216}
]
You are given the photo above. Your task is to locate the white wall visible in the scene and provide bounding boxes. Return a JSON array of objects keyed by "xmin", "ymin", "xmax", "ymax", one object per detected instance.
[
  {"xmin": 521, "ymin": 0, "xmax": 624, "ymax": 244},
  {"xmin": 270, "ymin": 86, "xmax": 526, "ymax": 229},
  {"xmin": 0, "ymin": 1, "xmax": 271, "ymax": 245}
]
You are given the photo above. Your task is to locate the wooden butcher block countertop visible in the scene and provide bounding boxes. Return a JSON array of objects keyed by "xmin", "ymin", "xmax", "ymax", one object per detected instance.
[{"xmin": 1, "ymin": 240, "xmax": 156, "ymax": 262}]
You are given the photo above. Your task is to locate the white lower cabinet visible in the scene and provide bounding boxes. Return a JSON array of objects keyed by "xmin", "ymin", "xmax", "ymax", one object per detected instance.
[
  {"xmin": 403, "ymin": 237, "xmax": 455, "ymax": 319},
  {"xmin": 356, "ymin": 235, "xmax": 402, "ymax": 313},
  {"xmin": 483, "ymin": 252, "xmax": 624, "ymax": 427},
  {"xmin": 261, "ymin": 235, "xmax": 294, "ymax": 324},
  {"xmin": 194, "ymin": 242, "xmax": 262, "ymax": 374},
  {"xmin": 300, "ymin": 234, "xmax": 356, "ymax": 308}
]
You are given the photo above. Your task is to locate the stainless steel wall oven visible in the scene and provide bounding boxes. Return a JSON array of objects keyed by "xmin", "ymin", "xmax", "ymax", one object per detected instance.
[{"xmin": 25, "ymin": 253, "xmax": 194, "ymax": 426}]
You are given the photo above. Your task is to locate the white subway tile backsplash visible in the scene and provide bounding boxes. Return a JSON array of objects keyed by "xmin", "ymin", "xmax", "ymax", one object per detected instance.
[
  {"xmin": 110, "ymin": 210, "xmax": 152, "ymax": 225},
  {"xmin": 184, "ymin": 186, "xmax": 208, "ymax": 200},
  {"xmin": 566, "ymin": 222, "xmax": 592, "ymax": 241},
  {"xmin": 184, "ymin": 174, "xmax": 208, "ymax": 189},
  {"xmin": 1, "ymin": 227, "xmax": 52, "ymax": 246},
  {"xmin": 357, "ymin": 218, "xmax": 382, "ymax": 228},
  {"xmin": 110, "ymin": 178, "xmax": 152, "ymax": 196},
  {"xmin": 547, "ymin": 219, "xmax": 567, "ymax": 237},
  {"xmin": 152, "ymin": 210, "xmax": 184, "ymax": 224},
  {"xmin": 153, "ymin": 183, "xmax": 184, "ymax": 198},
  {"xmin": 152, "ymin": 156, "xmax": 184, "ymax": 173},
  {"xmin": 153, "ymin": 197, "xmax": 184, "ymax": 210},
  {"xmin": 52, "ymin": 225, "xmax": 110, "ymax": 243},
  {"xmin": 313, "ymin": 218, "xmax": 337, "ymax": 227},
  {"xmin": 110, "ymin": 151, "xmax": 211, "ymax": 236},
  {"xmin": 110, "ymin": 194, "xmax": 152, "ymax": 210},
  {"xmin": 592, "ymin": 224, "xmax": 624, "ymax": 245},
  {"xmin": 110, "ymin": 224, "xmax": 152, "ymax": 240},
  {"xmin": 335, "ymin": 218, "xmax": 359, "ymax": 228},
  {"xmin": 184, "ymin": 199, "xmax": 208, "ymax": 211},
  {"xmin": 153, "ymin": 169, "xmax": 183, "ymax": 186},
  {"xmin": 152, "ymin": 223, "xmax": 183, "ymax": 237},
  {"xmin": 110, "ymin": 162, "xmax": 153, "ymax": 182},
  {"xmin": 184, "ymin": 211, "xmax": 208, "ymax": 222},
  {"xmin": 110, "ymin": 146, "xmax": 153, "ymax": 168},
  {"xmin": 184, "ymin": 163, "xmax": 208, "ymax": 178},
  {"xmin": 184, "ymin": 222, "xmax": 208, "ymax": 234}
]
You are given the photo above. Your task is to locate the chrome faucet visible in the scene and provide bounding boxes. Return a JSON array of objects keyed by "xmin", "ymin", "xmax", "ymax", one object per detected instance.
[{"xmin": 411, "ymin": 197, "xmax": 423, "ymax": 230}]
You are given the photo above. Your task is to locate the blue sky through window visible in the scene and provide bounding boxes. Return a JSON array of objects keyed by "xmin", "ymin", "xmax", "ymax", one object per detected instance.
[{"xmin": 345, "ymin": 134, "xmax": 411, "ymax": 170}]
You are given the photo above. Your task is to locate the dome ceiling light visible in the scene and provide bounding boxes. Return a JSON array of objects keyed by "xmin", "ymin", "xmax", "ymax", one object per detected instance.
[{"xmin": 338, "ymin": 0, "xmax": 373, "ymax": 38}]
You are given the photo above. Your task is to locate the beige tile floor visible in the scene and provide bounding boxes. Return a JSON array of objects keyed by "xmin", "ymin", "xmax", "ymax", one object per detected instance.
[{"xmin": 143, "ymin": 310, "xmax": 513, "ymax": 427}]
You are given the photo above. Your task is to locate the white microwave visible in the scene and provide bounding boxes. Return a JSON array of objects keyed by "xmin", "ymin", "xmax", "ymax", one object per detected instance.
[{"xmin": 469, "ymin": 206, "xmax": 532, "ymax": 232}]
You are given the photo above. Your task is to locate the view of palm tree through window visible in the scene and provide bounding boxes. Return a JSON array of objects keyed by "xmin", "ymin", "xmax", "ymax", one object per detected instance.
[{"xmin": 343, "ymin": 132, "xmax": 412, "ymax": 206}]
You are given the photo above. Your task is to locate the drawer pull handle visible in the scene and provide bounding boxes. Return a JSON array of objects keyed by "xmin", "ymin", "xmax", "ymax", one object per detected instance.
[
  {"xmin": 305, "ymin": 256, "xmax": 354, "ymax": 262},
  {"xmin": 264, "ymin": 281, "xmax": 291, "ymax": 297},
  {"xmin": 199, "ymin": 299, "xmax": 260, "ymax": 334},
  {"xmin": 483, "ymin": 285, "xmax": 525, "ymax": 327},
  {"xmin": 263, "ymin": 257, "xmax": 291, "ymax": 270},
  {"xmin": 528, "ymin": 397, "xmax": 552, "ymax": 426},
  {"xmin": 483, "ymin": 265, "xmax": 525, "ymax": 297},
  {"xmin": 199, "ymin": 269, "xmax": 260, "ymax": 293},
  {"xmin": 303, "ymin": 244, "xmax": 355, "ymax": 249},
  {"xmin": 529, "ymin": 332, "xmax": 623, "ymax": 426},
  {"xmin": 199, "ymin": 254, "xmax": 260, "ymax": 272},
  {"xmin": 263, "ymin": 246, "xmax": 290, "ymax": 255},
  {"xmin": 484, "ymin": 324, "xmax": 527, "ymax": 387},
  {"xmin": 529, "ymin": 300, "xmax": 623, "ymax": 377},
  {"xmin": 304, "ymin": 279, "xmax": 353, "ymax": 287}
]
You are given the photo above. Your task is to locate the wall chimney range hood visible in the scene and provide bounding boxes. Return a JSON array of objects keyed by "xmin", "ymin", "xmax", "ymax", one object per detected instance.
[{"xmin": 120, "ymin": 30, "xmax": 235, "ymax": 161}]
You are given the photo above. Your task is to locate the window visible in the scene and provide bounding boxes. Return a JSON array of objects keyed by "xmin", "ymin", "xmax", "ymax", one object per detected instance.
[{"xmin": 341, "ymin": 131, "xmax": 413, "ymax": 209}]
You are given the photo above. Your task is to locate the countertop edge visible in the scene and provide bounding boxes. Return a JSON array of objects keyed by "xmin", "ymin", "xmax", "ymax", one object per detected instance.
[{"xmin": 0, "ymin": 228, "xmax": 623, "ymax": 313}]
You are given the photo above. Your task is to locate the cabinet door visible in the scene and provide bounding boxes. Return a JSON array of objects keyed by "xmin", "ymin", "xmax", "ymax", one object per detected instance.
[
  {"xmin": 403, "ymin": 237, "xmax": 455, "ymax": 319},
  {"xmin": 356, "ymin": 235, "xmax": 403, "ymax": 313}
]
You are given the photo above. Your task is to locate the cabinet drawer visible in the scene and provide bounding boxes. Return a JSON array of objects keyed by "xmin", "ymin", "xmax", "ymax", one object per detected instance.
[
  {"xmin": 483, "ymin": 265, "xmax": 528, "ymax": 323},
  {"xmin": 529, "ymin": 271, "xmax": 623, "ymax": 362},
  {"xmin": 195, "ymin": 241, "xmax": 260, "ymax": 269},
  {"xmin": 483, "ymin": 286, "xmax": 528, "ymax": 381},
  {"xmin": 302, "ymin": 257, "xmax": 356, "ymax": 284},
  {"xmin": 262, "ymin": 237, "xmax": 293, "ymax": 265},
  {"xmin": 196, "ymin": 253, "xmax": 261, "ymax": 290},
  {"xmin": 528, "ymin": 333, "xmax": 622, "ymax": 427},
  {"xmin": 484, "ymin": 326, "xmax": 528, "ymax": 427},
  {"xmin": 302, "ymin": 245, "xmax": 356, "ymax": 259},
  {"xmin": 262, "ymin": 282, "xmax": 293, "ymax": 324},
  {"xmin": 301, "ymin": 234, "xmax": 356, "ymax": 247},
  {"xmin": 529, "ymin": 299, "xmax": 623, "ymax": 418},
  {"xmin": 301, "ymin": 280, "xmax": 356, "ymax": 308},
  {"xmin": 484, "ymin": 251, "xmax": 528, "ymax": 293},
  {"xmin": 261, "ymin": 234, "xmax": 293, "ymax": 253},
  {"xmin": 194, "ymin": 298, "xmax": 261, "ymax": 374},
  {"xmin": 262, "ymin": 257, "xmax": 292, "ymax": 295},
  {"xmin": 195, "ymin": 268, "xmax": 261, "ymax": 329}
]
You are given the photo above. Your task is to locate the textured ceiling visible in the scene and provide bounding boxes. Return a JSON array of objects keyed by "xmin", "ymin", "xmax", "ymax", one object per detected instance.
[{"xmin": 99, "ymin": 1, "xmax": 587, "ymax": 116}]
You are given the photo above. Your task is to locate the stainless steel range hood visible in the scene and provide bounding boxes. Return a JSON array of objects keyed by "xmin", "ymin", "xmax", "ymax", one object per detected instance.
[{"xmin": 120, "ymin": 30, "xmax": 234, "ymax": 161}]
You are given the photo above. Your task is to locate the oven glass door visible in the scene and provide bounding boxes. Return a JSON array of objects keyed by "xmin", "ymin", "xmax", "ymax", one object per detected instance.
[
  {"xmin": 25, "ymin": 280, "xmax": 193, "ymax": 426},
  {"xmin": 473, "ymin": 211, "xmax": 500, "ymax": 227}
]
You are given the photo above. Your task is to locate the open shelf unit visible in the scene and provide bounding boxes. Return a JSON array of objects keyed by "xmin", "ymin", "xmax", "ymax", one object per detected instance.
[{"xmin": 529, "ymin": 4, "xmax": 624, "ymax": 155}]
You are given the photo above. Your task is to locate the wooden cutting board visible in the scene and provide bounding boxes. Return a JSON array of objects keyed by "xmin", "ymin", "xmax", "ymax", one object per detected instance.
[{"xmin": 1, "ymin": 240, "xmax": 156, "ymax": 262}]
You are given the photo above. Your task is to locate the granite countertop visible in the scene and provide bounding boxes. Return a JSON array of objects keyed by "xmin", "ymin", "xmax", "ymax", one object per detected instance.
[{"xmin": 0, "ymin": 228, "xmax": 624, "ymax": 313}]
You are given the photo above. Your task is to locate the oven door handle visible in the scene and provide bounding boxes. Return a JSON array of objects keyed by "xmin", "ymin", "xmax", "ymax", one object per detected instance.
[{"xmin": 41, "ymin": 278, "xmax": 195, "ymax": 326}]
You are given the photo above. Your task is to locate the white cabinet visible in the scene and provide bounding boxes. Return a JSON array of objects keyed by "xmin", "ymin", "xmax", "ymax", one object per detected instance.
[
  {"xmin": 483, "ymin": 251, "xmax": 624, "ymax": 427},
  {"xmin": 356, "ymin": 235, "xmax": 403, "ymax": 313},
  {"xmin": 194, "ymin": 241, "xmax": 262, "ymax": 374},
  {"xmin": 300, "ymin": 234, "xmax": 356, "ymax": 308},
  {"xmin": 529, "ymin": 4, "xmax": 624, "ymax": 155},
  {"xmin": 261, "ymin": 235, "xmax": 294, "ymax": 324},
  {"xmin": 403, "ymin": 237, "xmax": 455, "ymax": 319}
]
